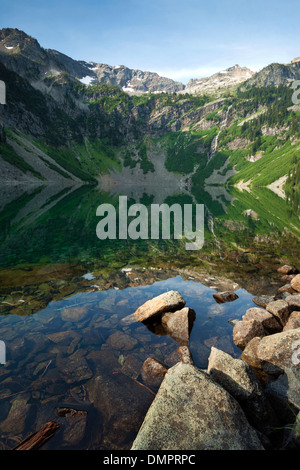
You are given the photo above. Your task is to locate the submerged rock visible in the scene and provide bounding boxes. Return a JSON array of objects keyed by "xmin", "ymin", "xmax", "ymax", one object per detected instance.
[
  {"xmin": 121, "ymin": 353, "xmax": 144, "ymax": 380},
  {"xmin": 57, "ymin": 350, "xmax": 93, "ymax": 384},
  {"xmin": 0, "ymin": 394, "xmax": 31, "ymax": 435},
  {"xmin": 61, "ymin": 306, "xmax": 89, "ymax": 323},
  {"xmin": 106, "ymin": 331, "xmax": 138, "ymax": 351},
  {"xmin": 141, "ymin": 357, "xmax": 169, "ymax": 389},
  {"xmin": 212, "ymin": 290, "xmax": 239, "ymax": 304},
  {"xmin": 133, "ymin": 290, "xmax": 185, "ymax": 322},
  {"xmin": 252, "ymin": 295, "xmax": 276, "ymax": 308},
  {"xmin": 131, "ymin": 362, "xmax": 264, "ymax": 450},
  {"xmin": 87, "ymin": 370, "xmax": 154, "ymax": 448}
]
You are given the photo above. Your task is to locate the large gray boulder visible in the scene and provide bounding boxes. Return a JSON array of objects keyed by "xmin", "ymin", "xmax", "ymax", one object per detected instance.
[
  {"xmin": 207, "ymin": 348, "xmax": 279, "ymax": 435},
  {"xmin": 131, "ymin": 362, "xmax": 264, "ymax": 450},
  {"xmin": 87, "ymin": 370, "xmax": 154, "ymax": 448}
]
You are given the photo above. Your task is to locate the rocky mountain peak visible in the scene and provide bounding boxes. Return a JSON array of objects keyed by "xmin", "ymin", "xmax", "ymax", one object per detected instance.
[
  {"xmin": 0, "ymin": 28, "xmax": 185, "ymax": 95},
  {"xmin": 183, "ymin": 65, "xmax": 254, "ymax": 95},
  {"xmin": 290, "ymin": 57, "xmax": 300, "ymax": 64},
  {"xmin": 0, "ymin": 28, "xmax": 42, "ymax": 55}
]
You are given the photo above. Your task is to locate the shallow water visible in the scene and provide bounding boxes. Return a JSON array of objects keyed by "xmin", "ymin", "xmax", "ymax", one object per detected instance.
[
  {"xmin": 0, "ymin": 183, "xmax": 299, "ymax": 449},
  {"xmin": 0, "ymin": 274, "xmax": 255, "ymax": 449}
]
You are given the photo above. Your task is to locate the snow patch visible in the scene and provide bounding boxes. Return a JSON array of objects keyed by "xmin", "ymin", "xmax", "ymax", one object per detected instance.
[
  {"xmin": 122, "ymin": 87, "xmax": 135, "ymax": 92},
  {"xmin": 267, "ymin": 175, "xmax": 288, "ymax": 199},
  {"xmin": 79, "ymin": 75, "xmax": 94, "ymax": 86}
]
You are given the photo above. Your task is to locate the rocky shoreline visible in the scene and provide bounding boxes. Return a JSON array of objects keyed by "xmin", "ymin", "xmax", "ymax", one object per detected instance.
[
  {"xmin": 0, "ymin": 264, "xmax": 299, "ymax": 450},
  {"xmin": 130, "ymin": 265, "xmax": 300, "ymax": 450}
]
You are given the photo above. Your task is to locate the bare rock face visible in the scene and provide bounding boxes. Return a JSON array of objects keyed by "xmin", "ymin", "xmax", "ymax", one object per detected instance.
[
  {"xmin": 161, "ymin": 307, "xmax": 196, "ymax": 345},
  {"xmin": 233, "ymin": 319, "xmax": 266, "ymax": 350},
  {"xmin": 131, "ymin": 362, "xmax": 264, "ymax": 450},
  {"xmin": 183, "ymin": 65, "xmax": 254, "ymax": 95},
  {"xmin": 133, "ymin": 291, "xmax": 185, "ymax": 322},
  {"xmin": 90, "ymin": 63, "xmax": 185, "ymax": 95}
]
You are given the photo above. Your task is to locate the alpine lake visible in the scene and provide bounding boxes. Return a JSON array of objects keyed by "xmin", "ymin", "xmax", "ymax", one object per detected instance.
[{"xmin": 0, "ymin": 180, "xmax": 299, "ymax": 450}]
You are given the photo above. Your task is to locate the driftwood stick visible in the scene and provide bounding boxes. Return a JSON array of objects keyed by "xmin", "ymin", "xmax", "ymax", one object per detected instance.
[{"xmin": 13, "ymin": 421, "xmax": 60, "ymax": 450}]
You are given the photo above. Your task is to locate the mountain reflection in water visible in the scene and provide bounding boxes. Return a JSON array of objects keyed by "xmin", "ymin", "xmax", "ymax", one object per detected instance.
[{"xmin": 0, "ymin": 182, "xmax": 299, "ymax": 449}]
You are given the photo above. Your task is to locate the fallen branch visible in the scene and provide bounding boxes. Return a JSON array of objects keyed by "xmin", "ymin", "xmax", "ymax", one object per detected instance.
[{"xmin": 13, "ymin": 421, "xmax": 60, "ymax": 450}]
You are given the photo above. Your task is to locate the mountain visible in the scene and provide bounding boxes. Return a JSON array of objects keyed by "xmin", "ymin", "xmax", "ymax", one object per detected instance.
[
  {"xmin": 183, "ymin": 65, "xmax": 254, "ymax": 95},
  {"xmin": 84, "ymin": 63, "xmax": 186, "ymax": 94},
  {"xmin": 0, "ymin": 29, "xmax": 254, "ymax": 97},
  {"xmin": 0, "ymin": 28, "xmax": 299, "ymax": 195},
  {"xmin": 0, "ymin": 28, "xmax": 184, "ymax": 95},
  {"xmin": 245, "ymin": 59, "xmax": 300, "ymax": 88}
]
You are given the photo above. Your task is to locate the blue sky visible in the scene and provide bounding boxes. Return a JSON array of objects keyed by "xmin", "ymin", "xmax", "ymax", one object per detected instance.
[{"xmin": 1, "ymin": 0, "xmax": 300, "ymax": 83}]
